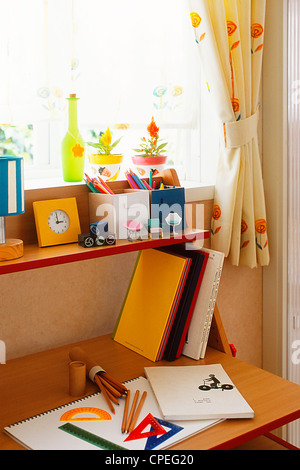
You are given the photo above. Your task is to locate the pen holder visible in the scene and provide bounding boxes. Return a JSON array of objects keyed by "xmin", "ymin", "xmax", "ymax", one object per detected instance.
[
  {"xmin": 89, "ymin": 190, "xmax": 150, "ymax": 240},
  {"xmin": 69, "ymin": 360, "xmax": 86, "ymax": 397},
  {"xmin": 150, "ymin": 186, "xmax": 186, "ymax": 235}
]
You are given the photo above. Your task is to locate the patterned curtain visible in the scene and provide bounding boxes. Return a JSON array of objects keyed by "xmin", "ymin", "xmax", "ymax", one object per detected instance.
[{"xmin": 189, "ymin": 0, "xmax": 269, "ymax": 268}]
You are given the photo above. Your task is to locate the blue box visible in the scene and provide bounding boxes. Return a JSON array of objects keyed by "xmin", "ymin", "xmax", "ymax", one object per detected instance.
[
  {"xmin": 151, "ymin": 187, "xmax": 186, "ymax": 235},
  {"xmin": 90, "ymin": 221, "xmax": 108, "ymax": 237}
]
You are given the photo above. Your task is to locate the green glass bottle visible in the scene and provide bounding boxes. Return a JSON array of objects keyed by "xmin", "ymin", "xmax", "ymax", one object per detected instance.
[{"xmin": 61, "ymin": 93, "xmax": 85, "ymax": 182}]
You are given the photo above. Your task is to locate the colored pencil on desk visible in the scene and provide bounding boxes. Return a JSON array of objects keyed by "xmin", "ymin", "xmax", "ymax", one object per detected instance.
[
  {"xmin": 149, "ymin": 169, "xmax": 152, "ymax": 189},
  {"xmin": 122, "ymin": 390, "xmax": 131, "ymax": 433},
  {"xmin": 128, "ymin": 391, "xmax": 147, "ymax": 433},
  {"xmin": 125, "ymin": 390, "xmax": 139, "ymax": 432}
]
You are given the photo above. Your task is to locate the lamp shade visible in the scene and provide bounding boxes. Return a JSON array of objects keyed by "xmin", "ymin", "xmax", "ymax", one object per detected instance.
[{"xmin": 0, "ymin": 156, "xmax": 25, "ymax": 217}]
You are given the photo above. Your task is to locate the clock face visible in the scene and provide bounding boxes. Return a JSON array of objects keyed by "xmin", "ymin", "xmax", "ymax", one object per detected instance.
[{"xmin": 48, "ymin": 210, "xmax": 70, "ymax": 234}]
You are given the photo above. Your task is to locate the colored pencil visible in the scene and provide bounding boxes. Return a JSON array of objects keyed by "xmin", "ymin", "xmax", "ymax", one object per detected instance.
[
  {"xmin": 97, "ymin": 177, "xmax": 115, "ymax": 194},
  {"xmin": 134, "ymin": 173, "xmax": 148, "ymax": 190},
  {"xmin": 131, "ymin": 173, "xmax": 146, "ymax": 190},
  {"xmin": 121, "ymin": 390, "xmax": 131, "ymax": 433},
  {"xmin": 103, "ymin": 386, "xmax": 120, "ymax": 405},
  {"xmin": 128, "ymin": 391, "xmax": 147, "ymax": 433},
  {"xmin": 142, "ymin": 179, "xmax": 152, "ymax": 190},
  {"xmin": 125, "ymin": 171, "xmax": 138, "ymax": 189},
  {"xmin": 101, "ymin": 372, "xmax": 128, "ymax": 395},
  {"xmin": 85, "ymin": 179, "xmax": 99, "ymax": 193},
  {"xmin": 94, "ymin": 374, "xmax": 115, "ymax": 414},
  {"xmin": 99, "ymin": 375, "xmax": 122, "ymax": 398},
  {"xmin": 92, "ymin": 179, "xmax": 111, "ymax": 194},
  {"xmin": 125, "ymin": 390, "xmax": 139, "ymax": 433}
]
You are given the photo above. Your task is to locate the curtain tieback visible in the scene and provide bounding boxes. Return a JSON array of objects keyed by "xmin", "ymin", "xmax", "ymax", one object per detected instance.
[{"xmin": 223, "ymin": 109, "xmax": 259, "ymax": 149}]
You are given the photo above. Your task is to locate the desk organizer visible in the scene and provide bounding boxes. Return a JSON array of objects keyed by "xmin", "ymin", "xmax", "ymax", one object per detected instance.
[
  {"xmin": 151, "ymin": 186, "xmax": 186, "ymax": 235},
  {"xmin": 89, "ymin": 189, "xmax": 150, "ymax": 240}
]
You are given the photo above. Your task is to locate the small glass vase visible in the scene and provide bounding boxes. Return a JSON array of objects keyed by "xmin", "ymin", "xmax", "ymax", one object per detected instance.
[{"xmin": 61, "ymin": 94, "xmax": 85, "ymax": 182}]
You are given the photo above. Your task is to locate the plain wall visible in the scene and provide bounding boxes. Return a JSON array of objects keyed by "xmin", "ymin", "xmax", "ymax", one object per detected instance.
[{"xmin": 1, "ymin": 194, "xmax": 262, "ymax": 366}]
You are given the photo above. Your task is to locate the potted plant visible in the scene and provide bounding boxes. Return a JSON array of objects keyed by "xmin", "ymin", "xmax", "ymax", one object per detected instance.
[
  {"xmin": 87, "ymin": 127, "xmax": 123, "ymax": 181},
  {"xmin": 132, "ymin": 117, "xmax": 168, "ymax": 177}
]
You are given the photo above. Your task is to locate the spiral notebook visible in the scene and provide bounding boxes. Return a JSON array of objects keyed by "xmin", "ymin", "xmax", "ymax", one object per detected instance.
[{"xmin": 4, "ymin": 376, "xmax": 222, "ymax": 450}]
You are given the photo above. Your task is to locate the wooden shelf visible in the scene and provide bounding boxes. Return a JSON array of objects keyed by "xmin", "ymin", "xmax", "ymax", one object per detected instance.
[{"xmin": 0, "ymin": 229, "xmax": 209, "ymax": 275}]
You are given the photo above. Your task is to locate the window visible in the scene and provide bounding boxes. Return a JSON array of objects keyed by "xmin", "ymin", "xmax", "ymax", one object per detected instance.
[{"xmin": 0, "ymin": 0, "xmax": 218, "ymax": 186}]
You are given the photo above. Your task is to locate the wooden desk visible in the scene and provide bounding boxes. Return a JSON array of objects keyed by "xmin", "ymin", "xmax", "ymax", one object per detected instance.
[{"xmin": 1, "ymin": 335, "xmax": 299, "ymax": 450}]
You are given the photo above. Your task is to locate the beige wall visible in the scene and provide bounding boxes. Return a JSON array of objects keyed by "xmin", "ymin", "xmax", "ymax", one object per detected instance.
[
  {"xmin": 1, "ymin": 196, "xmax": 262, "ymax": 367},
  {"xmin": 1, "ymin": 253, "xmax": 138, "ymax": 360}
]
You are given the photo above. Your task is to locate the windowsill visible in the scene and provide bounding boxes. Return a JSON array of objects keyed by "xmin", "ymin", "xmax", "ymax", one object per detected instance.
[
  {"xmin": 182, "ymin": 181, "xmax": 215, "ymax": 202},
  {"xmin": 24, "ymin": 176, "xmax": 215, "ymax": 202}
]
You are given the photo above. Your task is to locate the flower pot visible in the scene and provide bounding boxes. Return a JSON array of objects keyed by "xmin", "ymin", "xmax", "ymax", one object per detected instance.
[
  {"xmin": 88, "ymin": 154, "xmax": 123, "ymax": 181},
  {"xmin": 131, "ymin": 155, "xmax": 167, "ymax": 178}
]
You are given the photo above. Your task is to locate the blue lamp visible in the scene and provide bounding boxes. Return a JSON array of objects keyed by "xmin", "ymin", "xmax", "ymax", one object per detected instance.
[{"xmin": 0, "ymin": 156, "xmax": 25, "ymax": 261}]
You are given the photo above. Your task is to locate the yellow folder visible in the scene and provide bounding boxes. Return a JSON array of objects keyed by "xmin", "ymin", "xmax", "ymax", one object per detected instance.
[{"xmin": 113, "ymin": 249, "xmax": 191, "ymax": 362}]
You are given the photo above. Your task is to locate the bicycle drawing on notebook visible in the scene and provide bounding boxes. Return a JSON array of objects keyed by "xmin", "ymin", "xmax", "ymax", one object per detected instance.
[{"xmin": 198, "ymin": 374, "xmax": 234, "ymax": 391}]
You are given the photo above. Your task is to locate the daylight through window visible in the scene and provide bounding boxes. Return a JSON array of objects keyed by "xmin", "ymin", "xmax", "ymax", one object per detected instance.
[{"xmin": 0, "ymin": 0, "xmax": 218, "ymax": 185}]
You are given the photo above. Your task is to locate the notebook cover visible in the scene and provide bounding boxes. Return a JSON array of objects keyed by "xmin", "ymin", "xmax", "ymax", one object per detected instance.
[
  {"xmin": 182, "ymin": 249, "xmax": 224, "ymax": 361},
  {"xmin": 113, "ymin": 249, "xmax": 191, "ymax": 362},
  {"xmin": 157, "ymin": 246, "xmax": 208, "ymax": 361},
  {"xmin": 144, "ymin": 364, "xmax": 255, "ymax": 421}
]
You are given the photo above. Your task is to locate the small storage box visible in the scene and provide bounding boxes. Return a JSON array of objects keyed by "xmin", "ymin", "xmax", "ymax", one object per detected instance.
[
  {"xmin": 89, "ymin": 190, "xmax": 150, "ymax": 240},
  {"xmin": 151, "ymin": 186, "xmax": 186, "ymax": 235}
]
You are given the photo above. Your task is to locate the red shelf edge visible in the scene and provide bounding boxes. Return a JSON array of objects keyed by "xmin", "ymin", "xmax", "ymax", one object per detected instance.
[{"xmin": 0, "ymin": 230, "xmax": 209, "ymax": 275}]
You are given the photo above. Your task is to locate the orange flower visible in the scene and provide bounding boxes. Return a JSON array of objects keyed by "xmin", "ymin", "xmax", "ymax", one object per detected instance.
[
  {"xmin": 227, "ymin": 21, "xmax": 237, "ymax": 36},
  {"xmin": 241, "ymin": 219, "xmax": 248, "ymax": 234},
  {"xmin": 251, "ymin": 23, "xmax": 264, "ymax": 38},
  {"xmin": 231, "ymin": 98, "xmax": 240, "ymax": 113},
  {"xmin": 147, "ymin": 117, "xmax": 159, "ymax": 139},
  {"xmin": 212, "ymin": 204, "xmax": 221, "ymax": 221},
  {"xmin": 190, "ymin": 12, "xmax": 201, "ymax": 28},
  {"xmin": 134, "ymin": 117, "xmax": 168, "ymax": 157},
  {"xmin": 72, "ymin": 143, "xmax": 84, "ymax": 158},
  {"xmin": 255, "ymin": 219, "xmax": 267, "ymax": 234}
]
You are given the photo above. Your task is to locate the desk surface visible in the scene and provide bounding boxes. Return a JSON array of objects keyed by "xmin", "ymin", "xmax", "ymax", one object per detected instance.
[{"xmin": 1, "ymin": 335, "xmax": 300, "ymax": 450}]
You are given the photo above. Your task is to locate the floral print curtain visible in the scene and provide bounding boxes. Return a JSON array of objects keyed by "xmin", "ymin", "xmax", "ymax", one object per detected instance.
[{"xmin": 189, "ymin": 0, "xmax": 269, "ymax": 268}]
